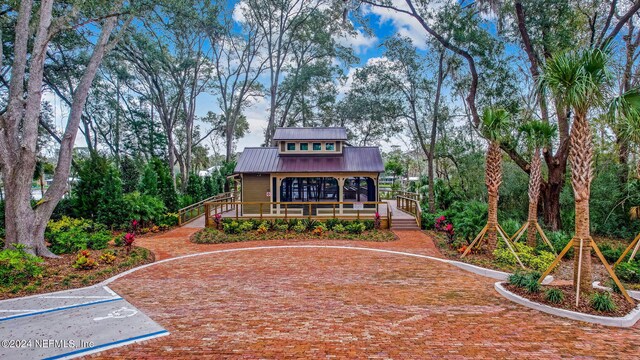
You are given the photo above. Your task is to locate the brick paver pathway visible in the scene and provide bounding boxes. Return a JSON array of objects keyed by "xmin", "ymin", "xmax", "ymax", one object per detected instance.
[{"xmin": 100, "ymin": 228, "xmax": 640, "ymax": 358}]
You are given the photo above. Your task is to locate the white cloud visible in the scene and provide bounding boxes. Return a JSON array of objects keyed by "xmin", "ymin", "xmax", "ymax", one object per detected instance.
[
  {"xmin": 362, "ymin": 0, "xmax": 454, "ymax": 50},
  {"xmin": 335, "ymin": 28, "xmax": 378, "ymax": 55}
]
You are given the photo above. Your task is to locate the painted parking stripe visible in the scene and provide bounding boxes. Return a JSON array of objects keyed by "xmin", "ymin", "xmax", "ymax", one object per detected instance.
[
  {"xmin": 38, "ymin": 296, "xmax": 114, "ymax": 299},
  {"xmin": 43, "ymin": 330, "xmax": 170, "ymax": 360},
  {"xmin": 0, "ymin": 298, "xmax": 122, "ymax": 322}
]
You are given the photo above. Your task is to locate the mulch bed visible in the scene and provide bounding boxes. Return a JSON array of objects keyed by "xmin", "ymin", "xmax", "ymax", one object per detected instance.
[
  {"xmin": 191, "ymin": 228, "xmax": 398, "ymax": 244},
  {"xmin": 0, "ymin": 245, "xmax": 154, "ymax": 300},
  {"xmin": 504, "ymin": 283, "xmax": 638, "ymax": 317}
]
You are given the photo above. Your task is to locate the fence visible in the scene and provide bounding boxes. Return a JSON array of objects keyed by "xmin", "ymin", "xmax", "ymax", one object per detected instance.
[
  {"xmin": 396, "ymin": 192, "xmax": 422, "ymax": 228},
  {"xmin": 178, "ymin": 192, "xmax": 237, "ymax": 226},
  {"xmin": 204, "ymin": 201, "xmax": 392, "ymax": 229}
]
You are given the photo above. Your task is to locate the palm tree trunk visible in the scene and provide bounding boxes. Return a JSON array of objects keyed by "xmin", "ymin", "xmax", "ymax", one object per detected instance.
[
  {"xmin": 527, "ymin": 149, "xmax": 542, "ymax": 247},
  {"xmin": 570, "ymin": 112, "xmax": 593, "ymax": 290},
  {"xmin": 486, "ymin": 141, "xmax": 502, "ymax": 249}
]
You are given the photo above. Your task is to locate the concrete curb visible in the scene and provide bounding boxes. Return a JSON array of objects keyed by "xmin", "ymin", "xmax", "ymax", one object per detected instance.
[
  {"xmin": 2, "ymin": 244, "xmax": 555, "ymax": 305},
  {"xmin": 592, "ymin": 281, "xmax": 640, "ymax": 300},
  {"xmin": 495, "ymin": 282, "xmax": 640, "ymax": 327},
  {"xmin": 448, "ymin": 260, "xmax": 554, "ymax": 284}
]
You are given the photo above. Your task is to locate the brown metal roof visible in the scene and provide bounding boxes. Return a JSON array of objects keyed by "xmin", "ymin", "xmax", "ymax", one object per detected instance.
[
  {"xmin": 234, "ymin": 147, "xmax": 384, "ymax": 173},
  {"xmin": 272, "ymin": 127, "xmax": 348, "ymax": 141}
]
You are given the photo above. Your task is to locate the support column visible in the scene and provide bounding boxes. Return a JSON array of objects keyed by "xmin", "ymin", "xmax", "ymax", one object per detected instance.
[
  {"xmin": 338, "ymin": 177, "xmax": 345, "ymax": 215},
  {"xmin": 275, "ymin": 177, "xmax": 282, "ymax": 215}
]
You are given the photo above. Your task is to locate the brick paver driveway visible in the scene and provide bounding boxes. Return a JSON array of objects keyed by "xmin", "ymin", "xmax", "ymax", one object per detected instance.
[{"xmin": 100, "ymin": 229, "xmax": 640, "ymax": 359}]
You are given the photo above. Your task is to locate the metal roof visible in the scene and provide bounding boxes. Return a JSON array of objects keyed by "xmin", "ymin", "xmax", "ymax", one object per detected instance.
[
  {"xmin": 272, "ymin": 127, "xmax": 348, "ymax": 141},
  {"xmin": 234, "ymin": 147, "xmax": 384, "ymax": 173}
]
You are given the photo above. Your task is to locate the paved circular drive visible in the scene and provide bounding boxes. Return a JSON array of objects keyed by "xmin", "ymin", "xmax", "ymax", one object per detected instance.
[{"xmin": 103, "ymin": 246, "xmax": 640, "ymax": 359}]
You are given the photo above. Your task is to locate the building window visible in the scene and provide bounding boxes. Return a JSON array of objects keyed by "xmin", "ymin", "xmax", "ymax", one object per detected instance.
[
  {"xmin": 325, "ymin": 142, "xmax": 335, "ymax": 151},
  {"xmin": 287, "ymin": 143, "xmax": 296, "ymax": 151},
  {"xmin": 300, "ymin": 143, "xmax": 309, "ymax": 150},
  {"xmin": 313, "ymin": 143, "xmax": 322, "ymax": 151}
]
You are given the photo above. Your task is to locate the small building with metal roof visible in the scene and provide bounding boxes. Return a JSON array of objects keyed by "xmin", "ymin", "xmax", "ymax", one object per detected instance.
[{"xmin": 233, "ymin": 127, "xmax": 384, "ymax": 216}]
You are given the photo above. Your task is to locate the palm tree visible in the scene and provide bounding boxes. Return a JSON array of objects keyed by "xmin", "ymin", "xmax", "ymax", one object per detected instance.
[
  {"xmin": 519, "ymin": 121, "xmax": 557, "ymax": 247},
  {"xmin": 610, "ymin": 88, "xmax": 640, "ymax": 179},
  {"xmin": 480, "ymin": 107, "xmax": 511, "ymax": 249},
  {"xmin": 540, "ymin": 47, "xmax": 610, "ymax": 290}
]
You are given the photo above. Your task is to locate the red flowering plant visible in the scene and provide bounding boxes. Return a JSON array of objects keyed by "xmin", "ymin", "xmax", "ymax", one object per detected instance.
[
  {"xmin": 124, "ymin": 233, "xmax": 135, "ymax": 255},
  {"xmin": 374, "ymin": 212, "xmax": 381, "ymax": 230},
  {"xmin": 434, "ymin": 216, "xmax": 455, "ymax": 243},
  {"xmin": 131, "ymin": 219, "xmax": 139, "ymax": 234},
  {"xmin": 214, "ymin": 213, "xmax": 223, "ymax": 230}
]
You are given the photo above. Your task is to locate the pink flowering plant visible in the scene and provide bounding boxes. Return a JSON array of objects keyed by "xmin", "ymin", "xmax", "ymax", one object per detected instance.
[
  {"xmin": 124, "ymin": 233, "xmax": 135, "ymax": 255},
  {"xmin": 434, "ymin": 215, "xmax": 455, "ymax": 243},
  {"xmin": 374, "ymin": 212, "xmax": 381, "ymax": 229},
  {"xmin": 214, "ymin": 213, "xmax": 223, "ymax": 230}
]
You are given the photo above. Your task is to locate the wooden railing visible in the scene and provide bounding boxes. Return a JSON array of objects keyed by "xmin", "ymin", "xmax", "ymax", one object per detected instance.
[
  {"xmin": 204, "ymin": 201, "xmax": 392, "ymax": 229},
  {"xmin": 178, "ymin": 192, "xmax": 236, "ymax": 226},
  {"xmin": 396, "ymin": 194, "xmax": 422, "ymax": 229}
]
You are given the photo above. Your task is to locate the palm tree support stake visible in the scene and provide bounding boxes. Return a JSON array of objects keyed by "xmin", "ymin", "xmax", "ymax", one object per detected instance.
[
  {"xmin": 537, "ymin": 237, "xmax": 634, "ymax": 305},
  {"xmin": 509, "ymin": 222, "xmax": 557, "ymax": 255},
  {"xmin": 461, "ymin": 223, "xmax": 526, "ymax": 269},
  {"xmin": 614, "ymin": 233, "xmax": 640, "ymax": 267}
]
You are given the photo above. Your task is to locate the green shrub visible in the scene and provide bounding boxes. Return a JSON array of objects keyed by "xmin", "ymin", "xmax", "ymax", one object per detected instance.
[
  {"xmin": 293, "ymin": 222, "xmax": 307, "ymax": 233},
  {"xmin": 599, "ymin": 243, "xmax": 623, "ymax": 264},
  {"xmin": 46, "ymin": 217, "xmax": 112, "ymax": 254},
  {"xmin": 508, "ymin": 270, "xmax": 540, "ymax": 289},
  {"xmin": 615, "ymin": 261, "xmax": 640, "ymax": 283},
  {"xmin": 72, "ymin": 155, "xmax": 126, "ymax": 226},
  {"xmin": 275, "ymin": 223, "xmax": 289, "ymax": 232},
  {"xmin": 157, "ymin": 213, "xmax": 179, "ymax": 227},
  {"xmin": 363, "ymin": 220, "xmax": 375, "ymax": 231},
  {"xmin": 501, "ymin": 219, "xmax": 522, "ymax": 238},
  {"xmin": 122, "ymin": 192, "xmax": 166, "ymax": 227},
  {"xmin": 222, "ymin": 220, "xmax": 241, "ymax": 234},
  {"xmin": 547, "ymin": 231, "xmax": 573, "ymax": 256},
  {"xmin": 87, "ymin": 231, "xmax": 111, "ymax": 250},
  {"xmin": 0, "ymin": 245, "xmax": 44, "ymax": 286},
  {"xmin": 238, "ymin": 221, "xmax": 254, "ymax": 232},
  {"xmin": 494, "ymin": 242, "xmax": 556, "ymax": 272},
  {"xmin": 326, "ymin": 218, "xmax": 341, "ymax": 230},
  {"xmin": 508, "ymin": 271, "xmax": 528, "ymax": 287},
  {"xmin": 590, "ymin": 292, "xmax": 617, "ymax": 312},
  {"xmin": 333, "ymin": 224, "xmax": 346, "ymax": 233},
  {"xmin": 447, "ymin": 201, "xmax": 487, "ymax": 242},
  {"xmin": 524, "ymin": 278, "xmax": 541, "ymax": 293},
  {"xmin": 302, "ymin": 219, "xmax": 319, "ymax": 231},
  {"xmin": 545, "ymin": 288, "xmax": 564, "ymax": 304},
  {"xmin": 345, "ymin": 221, "xmax": 366, "ymax": 234}
]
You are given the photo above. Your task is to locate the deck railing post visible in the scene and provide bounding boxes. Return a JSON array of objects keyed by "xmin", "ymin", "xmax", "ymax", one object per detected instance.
[
  {"xmin": 260, "ymin": 203, "xmax": 263, "ymax": 220},
  {"xmin": 333, "ymin": 204, "xmax": 336, "ymax": 218},
  {"xmin": 285, "ymin": 203, "xmax": 288, "ymax": 220},
  {"xmin": 308, "ymin": 203, "xmax": 312, "ymax": 220},
  {"xmin": 235, "ymin": 203, "xmax": 239, "ymax": 219},
  {"xmin": 204, "ymin": 203, "xmax": 210, "ymax": 227}
]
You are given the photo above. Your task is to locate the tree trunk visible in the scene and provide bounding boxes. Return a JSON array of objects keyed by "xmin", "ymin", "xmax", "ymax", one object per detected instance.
[
  {"xmin": 485, "ymin": 141, "xmax": 503, "ymax": 250},
  {"xmin": 527, "ymin": 149, "xmax": 542, "ymax": 247},
  {"xmin": 573, "ymin": 198, "xmax": 592, "ymax": 290},
  {"xmin": 487, "ymin": 193, "xmax": 499, "ymax": 249},
  {"xmin": 570, "ymin": 112, "xmax": 593, "ymax": 291}
]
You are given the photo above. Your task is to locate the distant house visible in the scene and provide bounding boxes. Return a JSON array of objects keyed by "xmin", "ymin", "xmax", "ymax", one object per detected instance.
[{"xmin": 233, "ymin": 127, "xmax": 384, "ymax": 216}]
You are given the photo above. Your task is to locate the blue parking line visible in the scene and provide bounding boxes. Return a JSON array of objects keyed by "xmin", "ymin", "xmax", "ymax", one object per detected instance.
[
  {"xmin": 44, "ymin": 330, "xmax": 170, "ymax": 360},
  {"xmin": 0, "ymin": 298, "xmax": 122, "ymax": 322}
]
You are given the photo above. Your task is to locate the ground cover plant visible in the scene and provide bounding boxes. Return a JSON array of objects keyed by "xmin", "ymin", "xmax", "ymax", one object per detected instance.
[
  {"xmin": 504, "ymin": 270, "xmax": 636, "ymax": 317},
  {"xmin": 0, "ymin": 244, "xmax": 153, "ymax": 300},
  {"xmin": 191, "ymin": 218, "xmax": 396, "ymax": 244}
]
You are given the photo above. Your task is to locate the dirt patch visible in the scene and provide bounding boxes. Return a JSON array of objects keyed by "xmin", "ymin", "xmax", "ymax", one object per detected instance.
[
  {"xmin": 0, "ymin": 246, "xmax": 154, "ymax": 300},
  {"xmin": 504, "ymin": 283, "xmax": 637, "ymax": 317}
]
